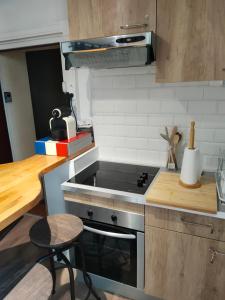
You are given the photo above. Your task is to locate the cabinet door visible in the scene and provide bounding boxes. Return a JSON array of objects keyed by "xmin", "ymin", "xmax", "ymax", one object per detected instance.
[
  {"xmin": 145, "ymin": 226, "xmax": 225, "ymax": 300},
  {"xmin": 67, "ymin": 0, "xmax": 156, "ymax": 40},
  {"xmin": 156, "ymin": 0, "xmax": 225, "ymax": 82}
]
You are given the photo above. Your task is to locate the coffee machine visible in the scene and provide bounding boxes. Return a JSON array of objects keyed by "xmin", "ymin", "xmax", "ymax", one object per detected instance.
[{"xmin": 49, "ymin": 93, "xmax": 77, "ymax": 141}]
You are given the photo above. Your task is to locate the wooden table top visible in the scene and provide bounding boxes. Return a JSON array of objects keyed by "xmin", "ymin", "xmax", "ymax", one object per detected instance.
[
  {"xmin": 0, "ymin": 155, "xmax": 67, "ymax": 231},
  {"xmin": 146, "ymin": 171, "xmax": 217, "ymax": 214}
]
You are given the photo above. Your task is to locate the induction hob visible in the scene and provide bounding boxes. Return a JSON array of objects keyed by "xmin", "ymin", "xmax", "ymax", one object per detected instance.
[{"xmin": 68, "ymin": 161, "xmax": 159, "ymax": 195}]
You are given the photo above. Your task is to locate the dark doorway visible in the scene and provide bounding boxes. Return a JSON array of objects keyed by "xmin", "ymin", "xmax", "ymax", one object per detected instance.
[
  {"xmin": 26, "ymin": 47, "xmax": 67, "ymax": 140},
  {"xmin": 0, "ymin": 84, "xmax": 13, "ymax": 163}
]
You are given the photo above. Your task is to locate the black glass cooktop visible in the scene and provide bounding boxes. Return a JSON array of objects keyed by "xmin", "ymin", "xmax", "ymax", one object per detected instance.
[{"xmin": 68, "ymin": 161, "xmax": 159, "ymax": 195}]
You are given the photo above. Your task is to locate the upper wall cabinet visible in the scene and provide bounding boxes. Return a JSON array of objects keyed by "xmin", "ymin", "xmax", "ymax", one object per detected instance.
[
  {"xmin": 0, "ymin": 0, "xmax": 69, "ymax": 51},
  {"xmin": 67, "ymin": 0, "xmax": 156, "ymax": 40},
  {"xmin": 156, "ymin": 0, "xmax": 225, "ymax": 82}
]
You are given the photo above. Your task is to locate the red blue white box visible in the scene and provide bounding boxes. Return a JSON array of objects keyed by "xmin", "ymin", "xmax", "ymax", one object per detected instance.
[{"xmin": 34, "ymin": 132, "xmax": 92, "ymax": 157}]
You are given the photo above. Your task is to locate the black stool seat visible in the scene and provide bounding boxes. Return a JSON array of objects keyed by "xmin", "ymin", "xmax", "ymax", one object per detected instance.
[
  {"xmin": 5, "ymin": 263, "xmax": 52, "ymax": 300},
  {"xmin": 29, "ymin": 214, "xmax": 83, "ymax": 248}
]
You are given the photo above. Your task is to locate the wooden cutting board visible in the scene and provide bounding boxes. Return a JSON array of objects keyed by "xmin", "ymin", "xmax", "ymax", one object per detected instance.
[{"xmin": 146, "ymin": 172, "xmax": 217, "ymax": 214}]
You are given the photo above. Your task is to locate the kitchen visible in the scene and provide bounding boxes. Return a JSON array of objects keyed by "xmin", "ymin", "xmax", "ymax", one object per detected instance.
[{"xmin": 1, "ymin": 1, "xmax": 225, "ymax": 300}]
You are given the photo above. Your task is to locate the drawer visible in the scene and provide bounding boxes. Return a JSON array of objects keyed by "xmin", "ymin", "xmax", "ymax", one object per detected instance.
[{"xmin": 145, "ymin": 206, "xmax": 225, "ymax": 242}]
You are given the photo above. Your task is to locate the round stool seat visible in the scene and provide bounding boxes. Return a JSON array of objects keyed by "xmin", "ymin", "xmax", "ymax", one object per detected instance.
[{"xmin": 29, "ymin": 214, "xmax": 83, "ymax": 249}]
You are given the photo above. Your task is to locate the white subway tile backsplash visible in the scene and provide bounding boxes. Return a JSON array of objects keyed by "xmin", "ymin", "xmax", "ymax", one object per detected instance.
[
  {"xmin": 137, "ymin": 126, "xmax": 160, "ymax": 139},
  {"xmin": 214, "ymin": 129, "xmax": 225, "ymax": 143},
  {"xmin": 113, "ymin": 76, "xmax": 135, "ymax": 88},
  {"xmin": 94, "ymin": 125, "xmax": 115, "ymax": 136},
  {"xmin": 92, "ymin": 77, "xmax": 113, "ymax": 89},
  {"xmin": 148, "ymin": 139, "xmax": 168, "ymax": 151},
  {"xmin": 199, "ymin": 142, "xmax": 221, "ymax": 156},
  {"xmin": 137, "ymin": 150, "xmax": 160, "ymax": 166},
  {"xmin": 175, "ymin": 87, "xmax": 203, "ymax": 100},
  {"xmin": 114, "ymin": 100, "xmax": 137, "ymax": 113},
  {"xmin": 217, "ymin": 102, "xmax": 225, "ymax": 114},
  {"xmin": 92, "ymin": 100, "xmax": 115, "ymax": 113},
  {"xmin": 135, "ymin": 74, "xmax": 156, "ymax": 88},
  {"xmin": 161, "ymin": 100, "xmax": 187, "ymax": 114},
  {"xmin": 114, "ymin": 125, "xmax": 137, "ymax": 137},
  {"xmin": 202, "ymin": 156, "xmax": 218, "ymax": 171},
  {"xmin": 114, "ymin": 148, "xmax": 137, "ymax": 162},
  {"xmin": 150, "ymin": 88, "xmax": 175, "ymax": 99},
  {"xmin": 87, "ymin": 69, "xmax": 225, "ymax": 171},
  {"xmin": 204, "ymin": 87, "xmax": 225, "ymax": 100},
  {"xmin": 124, "ymin": 115, "xmax": 148, "ymax": 126},
  {"xmin": 149, "ymin": 115, "xmax": 174, "ymax": 126},
  {"xmin": 137, "ymin": 100, "xmax": 161, "ymax": 114},
  {"xmin": 188, "ymin": 101, "xmax": 217, "ymax": 114},
  {"xmin": 195, "ymin": 129, "xmax": 215, "ymax": 142},
  {"xmin": 124, "ymin": 137, "xmax": 149, "ymax": 150}
]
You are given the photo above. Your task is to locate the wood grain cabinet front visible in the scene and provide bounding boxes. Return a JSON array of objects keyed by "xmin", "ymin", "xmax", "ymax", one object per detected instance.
[
  {"xmin": 145, "ymin": 206, "xmax": 225, "ymax": 242},
  {"xmin": 145, "ymin": 226, "xmax": 225, "ymax": 300},
  {"xmin": 156, "ymin": 0, "xmax": 225, "ymax": 82},
  {"xmin": 67, "ymin": 0, "xmax": 156, "ymax": 40}
]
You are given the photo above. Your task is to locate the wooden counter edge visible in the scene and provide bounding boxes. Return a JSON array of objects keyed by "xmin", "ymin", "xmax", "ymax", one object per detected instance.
[{"xmin": 0, "ymin": 143, "xmax": 95, "ymax": 232}]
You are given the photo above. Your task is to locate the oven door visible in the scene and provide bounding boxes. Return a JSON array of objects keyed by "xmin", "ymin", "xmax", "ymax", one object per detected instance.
[{"xmin": 72, "ymin": 219, "xmax": 144, "ymax": 288}]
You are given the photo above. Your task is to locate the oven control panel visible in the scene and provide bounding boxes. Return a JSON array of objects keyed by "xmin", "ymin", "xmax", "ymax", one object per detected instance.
[{"xmin": 65, "ymin": 200, "xmax": 144, "ymax": 232}]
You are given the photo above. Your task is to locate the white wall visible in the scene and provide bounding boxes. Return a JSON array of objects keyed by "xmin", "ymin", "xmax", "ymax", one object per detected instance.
[
  {"xmin": 69, "ymin": 65, "xmax": 225, "ymax": 171},
  {"xmin": 0, "ymin": 51, "xmax": 36, "ymax": 161}
]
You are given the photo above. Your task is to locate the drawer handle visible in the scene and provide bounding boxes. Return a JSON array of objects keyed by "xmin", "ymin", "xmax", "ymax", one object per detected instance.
[
  {"xmin": 120, "ymin": 23, "xmax": 148, "ymax": 30},
  {"xmin": 209, "ymin": 247, "xmax": 225, "ymax": 263},
  {"xmin": 181, "ymin": 217, "xmax": 214, "ymax": 234}
]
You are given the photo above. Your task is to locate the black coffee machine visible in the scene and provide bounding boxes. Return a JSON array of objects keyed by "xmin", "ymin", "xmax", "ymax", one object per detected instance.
[{"xmin": 49, "ymin": 93, "xmax": 77, "ymax": 141}]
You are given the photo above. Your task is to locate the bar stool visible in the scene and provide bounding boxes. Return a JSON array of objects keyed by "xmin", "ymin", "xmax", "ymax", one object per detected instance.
[{"xmin": 29, "ymin": 213, "xmax": 100, "ymax": 300}]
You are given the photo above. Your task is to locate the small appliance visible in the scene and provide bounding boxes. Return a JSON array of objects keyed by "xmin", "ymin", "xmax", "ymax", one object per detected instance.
[
  {"xmin": 49, "ymin": 107, "xmax": 76, "ymax": 141},
  {"xmin": 49, "ymin": 93, "xmax": 77, "ymax": 141}
]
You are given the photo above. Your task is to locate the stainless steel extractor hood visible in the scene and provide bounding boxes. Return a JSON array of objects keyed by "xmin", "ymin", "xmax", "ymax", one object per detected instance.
[{"xmin": 61, "ymin": 32, "xmax": 154, "ymax": 70}]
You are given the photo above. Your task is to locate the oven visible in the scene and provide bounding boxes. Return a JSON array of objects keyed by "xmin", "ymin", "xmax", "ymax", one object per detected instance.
[{"xmin": 66, "ymin": 201, "xmax": 144, "ymax": 289}]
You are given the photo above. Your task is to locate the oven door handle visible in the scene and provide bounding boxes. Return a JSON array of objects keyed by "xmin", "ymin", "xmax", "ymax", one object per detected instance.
[{"xmin": 84, "ymin": 225, "xmax": 136, "ymax": 239}]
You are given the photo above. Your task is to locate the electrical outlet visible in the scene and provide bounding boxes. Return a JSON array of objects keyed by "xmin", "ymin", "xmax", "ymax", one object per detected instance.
[{"xmin": 4, "ymin": 92, "xmax": 12, "ymax": 103}]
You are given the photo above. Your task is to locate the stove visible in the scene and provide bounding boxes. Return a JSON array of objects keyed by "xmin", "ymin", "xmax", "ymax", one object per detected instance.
[{"xmin": 68, "ymin": 161, "xmax": 159, "ymax": 195}]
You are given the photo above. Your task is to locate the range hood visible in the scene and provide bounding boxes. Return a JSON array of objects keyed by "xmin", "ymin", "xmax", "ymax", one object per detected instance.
[{"xmin": 61, "ymin": 32, "xmax": 154, "ymax": 70}]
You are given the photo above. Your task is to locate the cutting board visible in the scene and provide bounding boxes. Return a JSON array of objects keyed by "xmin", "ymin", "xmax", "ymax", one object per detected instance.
[{"xmin": 146, "ymin": 172, "xmax": 217, "ymax": 214}]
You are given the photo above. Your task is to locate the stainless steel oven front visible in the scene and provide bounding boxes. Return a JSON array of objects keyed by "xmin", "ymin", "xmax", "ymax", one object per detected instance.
[{"xmin": 65, "ymin": 200, "xmax": 144, "ymax": 289}]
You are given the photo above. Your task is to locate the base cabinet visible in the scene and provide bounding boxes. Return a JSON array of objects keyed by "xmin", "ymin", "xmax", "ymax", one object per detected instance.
[{"xmin": 145, "ymin": 226, "xmax": 225, "ymax": 300}]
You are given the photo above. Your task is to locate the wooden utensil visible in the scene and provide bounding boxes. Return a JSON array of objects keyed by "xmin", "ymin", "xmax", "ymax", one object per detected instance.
[
  {"xmin": 160, "ymin": 126, "xmax": 182, "ymax": 170},
  {"xmin": 188, "ymin": 121, "xmax": 195, "ymax": 149},
  {"xmin": 170, "ymin": 126, "xmax": 178, "ymax": 145},
  {"xmin": 160, "ymin": 133, "xmax": 170, "ymax": 142}
]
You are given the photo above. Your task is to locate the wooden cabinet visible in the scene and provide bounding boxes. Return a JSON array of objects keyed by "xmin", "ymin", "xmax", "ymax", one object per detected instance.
[
  {"xmin": 145, "ymin": 206, "xmax": 225, "ymax": 242},
  {"xmin": 0, "ymin": 0, "xmax": 68, "ymax": 50},
  {"xmin": 156, "ymin": 0, "xmax": 225, "ymax": 82},
  {"xmin": 67, "ymin": 0, "xmax": 156, "ymax": 40},
  {"xmin": 145, "ymin": 226, "xmax": 225, "ymax": 300}
]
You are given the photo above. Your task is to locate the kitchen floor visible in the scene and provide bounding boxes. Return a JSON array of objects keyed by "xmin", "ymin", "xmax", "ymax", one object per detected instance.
[{"xmin": 0, "ymin": 215, "xmax": 130, "ymax": 300}]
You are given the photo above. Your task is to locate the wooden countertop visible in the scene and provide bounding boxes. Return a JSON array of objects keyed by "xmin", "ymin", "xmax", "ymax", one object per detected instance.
[
  {"xmin": 146, "ymin": 171, "xmax": 217, "ymax": 214},
  {"xmin": 0, "ymin": 155, "xmax": 67, "ymax": 231},
  {"xmin": 0, "ymin": 143, "xmax": 95, "ymax": 232}
]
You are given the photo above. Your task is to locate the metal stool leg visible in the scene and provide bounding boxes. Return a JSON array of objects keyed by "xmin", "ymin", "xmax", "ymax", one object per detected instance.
[
  {"xmin": 59, "ymin": 252, "xmax": 75, "ymax": 300},
  {"xmin": 77, "ymin": 243, "xmax": 101, "ymax": 300},
  {"xmin": 49, "ymin": 250, "xmax": 56, "ymax": 294}
]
